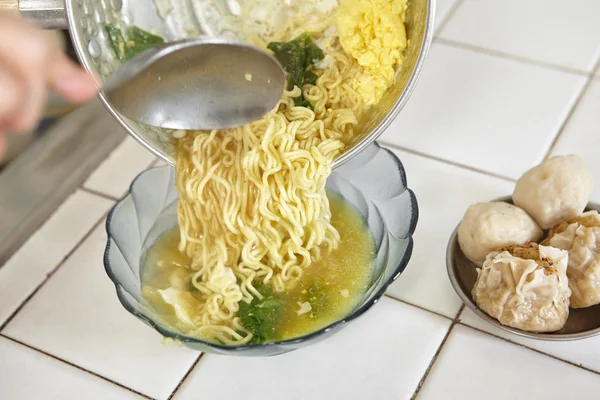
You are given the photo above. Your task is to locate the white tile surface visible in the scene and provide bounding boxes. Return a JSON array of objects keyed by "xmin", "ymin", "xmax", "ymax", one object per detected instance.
[
  {"xmin": 460, "ymin": 308, "xmax": 600, "ymax": 375},
  {"xmin": 6, "ymin": 2, "xmax": 600, "ymax": 396},
  {"xmin": 549, "ymin": 80, "xmax": 600, "ymax": 202},
  {"xmin": 439, "ymin": 0, "xmax": 600, "ymax": 72},
  {"xmin": 381, "ymin": 43, "xmax": 586, "ymax": 179},
  {"xmin": 418, "ymin": 325, "xmax": 600, "ymax": 399},
  {"xmin": 2, "ymin": 225, "xmax": 200, "ymax": 400},
  {"xmin": 173, "ymin": 298, "xmax": 450, "ymax": 400},
  {"xmin": 0, "ymin": 336, "xmax": 141, "ymax": 400},
  {"xmin": 385, "ymin": 149, "xmax": 513, "ymax": 317},
  {"xmin": 433, "ymin": 0, "xmax": 458, "ymax": 31},
  {"xmin": 0, "ymin": 190, "xmax": 112, "ymax": 325},
  {"xmin": 84, "ymin": 136, "xmax": 156, "ymax": 198}
]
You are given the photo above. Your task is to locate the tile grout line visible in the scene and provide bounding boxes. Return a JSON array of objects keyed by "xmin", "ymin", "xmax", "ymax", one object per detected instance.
[
  {"xmin": 0, "ymin": 157, "xmax": 187, "ymax": 400},
  {"xmin": 166, "ymin": 353, "xmax": 205, "ymax": 400},
  {"xmin": 384, "ymin": 293, "xmax": 453, "ymax": 321},
  {"xmin": 159, "ymin": 298, "xmax": 450, "ymax": 400},
  {"xmin": 410, "ymin": 304, "xmax": 464, "ymax": 400},
  {"xmin": 542, "ymin": 56, "xmax": 600, "ymax": 161},
  {"xmin": 0, "ymin": 158, "xmax": 165, "ymax": 396},
  {"xmin": 380, "ymin": 141, "xmax": 517, "ymax": 182},
  {"xmin": 81, "ymin": 154, "xmax": 159, "ymax": 200},
  {"xmin": 80, "ymin": 186, "xmax": 121, "ymax": 202},
  {"xmin": 14, "ymin": 59, "xmax": 600, "ymax": 396},
  {"xmin": 457, "ymin": 322, "xmax": 600, "ymax": 378},
  {"xmin": 430, "ymin": 29, "xmax": 600, "ymax": 380},
  {"xmin": 0, "ymin": 187, "xmax": 80, "ymax": 271},
  {"xmin": 0, "ymin": 333, "xmax": 154, "ymax": 400},
  {"xmin": 433, "ymin": 0, "xmax": 464, "ymax": 36},
  {"xmin": 541, "ymin": 76, "xmax": 592, "ymax": 161},
  {"xmin": 0, "ymin": 212, "xmax": 109, "ymax": 332},
  {"xmin": 592, "ymin": 58, "xmax": 600, "ymax": 77},
  {"xmin": 435, "ymin": 37, "xmax": 590, "ymax": 77},
  {"xmin": 586, "ymin": 43, "xmax": 600, "ymax": 78},
  {"xmin": 65, "ymin": 8, "xmax": 600, "ymax": 398}
]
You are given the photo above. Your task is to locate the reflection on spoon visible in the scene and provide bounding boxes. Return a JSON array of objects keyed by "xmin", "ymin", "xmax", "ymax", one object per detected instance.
[{"xmin": 102, "ymin": 38, "xmax": 286, "ymax": 131}]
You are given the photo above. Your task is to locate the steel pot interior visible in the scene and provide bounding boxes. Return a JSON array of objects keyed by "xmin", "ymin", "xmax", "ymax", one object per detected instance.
[{"xmin": 60, "ymin": 0, "xmax": 435, "ymax": 167}]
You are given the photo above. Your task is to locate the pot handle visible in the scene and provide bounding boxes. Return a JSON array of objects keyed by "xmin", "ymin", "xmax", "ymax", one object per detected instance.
[{"xmin": 0, "ymin": 0, "xmax": 67, "ymax": 29}]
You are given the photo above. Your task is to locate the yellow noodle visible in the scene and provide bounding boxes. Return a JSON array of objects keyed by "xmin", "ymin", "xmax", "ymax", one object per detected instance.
[{"xmin": 170, "ymin": 20, "xmax": 377, "ymax": 344}]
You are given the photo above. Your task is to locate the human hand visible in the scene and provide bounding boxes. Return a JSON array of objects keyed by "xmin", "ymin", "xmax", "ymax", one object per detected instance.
[{"xmin": 0, "ymin": 12, "xmax": 98, "ymax": 159}]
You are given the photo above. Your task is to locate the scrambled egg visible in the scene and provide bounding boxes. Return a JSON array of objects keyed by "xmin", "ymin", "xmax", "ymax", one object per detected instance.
[{"xmin": 336, "ymin": 0, "xmax": 408, "ymax": 105}]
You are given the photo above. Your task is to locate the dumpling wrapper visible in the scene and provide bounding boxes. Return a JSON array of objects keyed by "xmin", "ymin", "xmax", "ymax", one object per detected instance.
[
  {"xmin": 543, "ymin": 211, "xmax": 600, "ymax": 308},
  {"xmin": 458, "ymin": 201, "xmax": 542, "ymax": 267},
  {"xmin": 157, "ymin": 287, "xmax": 201, "ymax": 332},
  {"xmin": 472, "ymin": 243, "xmax": 570, "ymax": 333},
  {"xmin": 513, "ymin": 154, "xmax": 593, "ymax": 229}
]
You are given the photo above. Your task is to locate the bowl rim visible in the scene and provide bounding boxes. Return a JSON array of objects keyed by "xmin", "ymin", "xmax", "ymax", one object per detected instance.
[
  {"xmin": 446, "ymin": 195, "xmax": 600, "ymax": 341},
  {"xmin": 103, "ymin": 146, "xmax": 419, "ymax": 351}
]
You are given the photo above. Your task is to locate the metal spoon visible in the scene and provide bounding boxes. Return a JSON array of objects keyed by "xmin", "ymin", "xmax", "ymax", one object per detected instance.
[{"xmin": 102, "ymin": 38, "xmax": 286, "ymax": 131}]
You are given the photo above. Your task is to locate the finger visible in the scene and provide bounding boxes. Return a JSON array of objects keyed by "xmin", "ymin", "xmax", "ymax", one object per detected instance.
[
  {"xmin": 7, "ymin": 32, "xmax": 65, "ymax": 131},
  {"xmin": 0, "ymin": 14, "xmax": 51, "ymax": 131},
  {"xmin": 0, "ymin": 14, "xmax": 49, "ymax": 76},
  {"xmin": 48, "ymin": 51, "xmax": 98, "ymax": 103},
  {"xmin": 3, "ymin": 57, "xmax": 46, "ymax": 132},
  {"xmin": 0, "ymin": 67, "xmax": 23, "ymax": 129}
]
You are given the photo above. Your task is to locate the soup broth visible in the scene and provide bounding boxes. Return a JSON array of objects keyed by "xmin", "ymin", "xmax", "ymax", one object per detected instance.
[{"xmin": 142, "ymin": 191, "xmax": 375, "ymax": 343}]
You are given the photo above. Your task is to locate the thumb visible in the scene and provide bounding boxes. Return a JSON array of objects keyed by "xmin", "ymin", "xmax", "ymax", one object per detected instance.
[{"xmin": 48, "ymin": 51, "xmax": 98, "ymax": 103}]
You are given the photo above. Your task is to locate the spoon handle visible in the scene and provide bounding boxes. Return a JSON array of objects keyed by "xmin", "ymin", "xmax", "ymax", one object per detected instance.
[{"xmin": 0, "ymin": 0, "xmax": 18, "ymax": 11}]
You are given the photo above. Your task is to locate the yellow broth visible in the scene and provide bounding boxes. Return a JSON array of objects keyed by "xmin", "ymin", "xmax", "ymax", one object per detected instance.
[{"xmin": 141, "ymin": 191, "xmax": 375, "ymax": 342}]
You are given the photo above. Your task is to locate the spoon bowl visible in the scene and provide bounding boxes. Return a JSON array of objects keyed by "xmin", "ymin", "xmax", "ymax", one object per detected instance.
[{"xmin": 102, "ymin": 38, "xmax": 286, "ymax": 131}]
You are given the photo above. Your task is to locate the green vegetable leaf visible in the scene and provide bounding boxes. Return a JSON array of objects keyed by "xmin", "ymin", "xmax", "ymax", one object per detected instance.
[
  {"xmin": 237, "ymin": 284, "xmax": 284, "ymax": 343},
  {"xmin": 303, "ymin": 37, "xmax": 324, "ymax": 66},
  {"xmin": 267, "ymin": 39, "xmax": 305, "ymax": 91},
  {"xmin": 267, "ymin": 32, "xmax": 324, "ymax": 109},
  {"xmin": 294, "ymin": 97, "xmax": 314, "ymax": 111},
  {"xmin": 105, "ymin": 24, "xmax": 128, "ymax": 62},
  {"xmin": 127, "ymin": 26, "xmax": 165, "ymax": 53},
  {"xmin": 105, "ymin": 24, "xmax": 165, "ymax": 62},
  {"xmin": 247, "ymin": 335, "xmax": 264, "ymax": 345},
  {"xmin": 304, "ymin": 70, "xmax": 318, "ymax": 86}
]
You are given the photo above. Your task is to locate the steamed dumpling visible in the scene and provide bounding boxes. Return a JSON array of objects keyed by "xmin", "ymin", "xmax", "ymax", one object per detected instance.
[
  {"xmin": 472, "ymin": 243, "xmax": 570, "ymax": 332},
  {"xmin": 458, "ymin": 202, "xmax": 542, "ymax": 266},
  {"xmin": 543, "ymin": 211, "xmax": 600, "ymax": 308},
  {"xmin": 513, "ymin": 155, "xmax": 593, "ymax": 229}
]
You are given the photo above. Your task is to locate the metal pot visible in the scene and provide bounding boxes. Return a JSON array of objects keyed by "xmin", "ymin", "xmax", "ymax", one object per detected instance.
[{"xmin": 0, "ymin": 0, "xmax": 435, "ymax": 168}]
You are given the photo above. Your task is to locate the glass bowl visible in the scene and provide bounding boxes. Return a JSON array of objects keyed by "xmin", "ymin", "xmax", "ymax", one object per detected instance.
[{"xmin": 104, "ymin": 143, "xmax": 418, "ymax": 356}]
